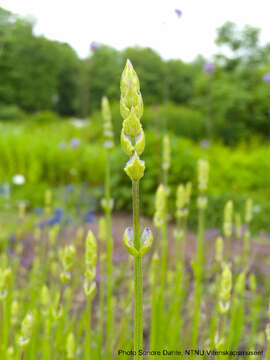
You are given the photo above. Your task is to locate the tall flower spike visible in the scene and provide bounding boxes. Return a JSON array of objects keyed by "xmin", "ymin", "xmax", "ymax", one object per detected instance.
[
  {"xmin": 120, "ymin": 59, "xmax": 145, "ymax": 181},
  {"xmin": 154, "ymin": 184, "xmax": 167, "ymax": 228},
  {"xmin": 84, "ymin": 230, "xmax": 97, "ymax": 298},
  {"xmin": 223, "ymin": 200, "xmax": 233, "ymax": 238},
  {"xmin": 197, "ymin": 159, "xmax": 209, "ymax": 209},
  {"xmin": 102, "ymin": 96, "xmax": 114, "ymax": 149},
  {"xmin": 162, "ymin": 135, "xmax": 171, "ymax": 171},
  {"xmin": 219, "ymin": 265, "xmax": 232, "ymax": 314}
]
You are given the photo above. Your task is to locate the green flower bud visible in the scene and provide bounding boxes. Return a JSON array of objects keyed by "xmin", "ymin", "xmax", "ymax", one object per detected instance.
[
  {"xmin": 223, "ymin": 200, "xmax": 233, "ymax": 238},
  {"xmin": 122, "ymin": 108, "xmax": 143, "ymax": 137},
  {"xmin": 154, "ymin": 184, "xmax": 167, "ymax": 227},
  {"xmin": 66, "ymin": 332, "xmax": 76, "ymax": 360},
  {"xmin": 198, "ymin": 159, "xmax": 209, "ymax": 192},
  {"xmin": 101, "ymin": 197, "xmax": 114, "ymax": 212},
  {"xmin": 11, "ymin": 300, "xmax": 19, "ymax": 324},
  {"xmin": 215, "ymin": 237, "xmax": 223, "ymax": 264},
  {"xmin": 85, "ymin": 231, "xmax": 97, "ymax": 269},
  {"xmin": 123, "ymin": 228, "xmax": 139, "ymax": 257},
  {"xmin": 102, "ymin": 96, "xmax": 114, "ymax": 148},
  {"xmin": 98, "ymin": 217, "xmax": 106, "ymax": 242},
  {"xmin": 140, "ymin": 227, "xmax": 153, "ymax": 256},
  {"xmin": 84, "ymin": 280, "xmax": 96, "ymax": 298},
  {"xmin": 219, "ymin": 265, "xmax": 232, "ymax": 314},
  {"xmin": 245, "ymin": 198, "xmax": 253, "ymax": 224},
  {"xmin": 120, "ymin": 60, "xmax": 145, "ymax": 182},
  {"xmin": 162, "ymin": 135, "xmax": 171, "ymax": 171},
  {"xmin": 61, "ymin": 245, "xmax": 76, "ymax": 272},
  {"xmin": 124, "ymin": 152, "xmax": 145, "ymax": 181},
  {"xmin": 18, "ymin": 311, "xmax": 35, "ymax": 348}
]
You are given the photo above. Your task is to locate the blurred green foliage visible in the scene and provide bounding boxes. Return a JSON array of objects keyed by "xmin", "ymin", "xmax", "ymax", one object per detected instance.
[
  {"xmin": 2, "ymin": 7, "xmax": 270, "ymax": 143},
  {"xmin": 0, "ymin": 116, "xmax": 269, "ymax": 233}
]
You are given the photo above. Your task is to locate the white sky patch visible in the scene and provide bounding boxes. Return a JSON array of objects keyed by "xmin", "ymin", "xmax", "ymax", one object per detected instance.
[{"xmin": 1, "ymin": 0, "xmax": 270, "ymax": 61}]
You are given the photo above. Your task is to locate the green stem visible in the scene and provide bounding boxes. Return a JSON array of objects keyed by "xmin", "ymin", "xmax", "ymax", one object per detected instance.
[
  {"xmin": 132, "ymin": 181, "xmax": 143, "ymax": 358},
  {"xmin": 105, "ymin": 150, "xmax": 113, "ymax": 359},
  {"xmin": 98, "ymin": 257, "xmax": 105, "ymax": 359},
  {"xmin": 150, "ymin": 257, "xmax": 159, "ymax": 356},
  {"xmin": 85, "ymin": 296, "xmax": 92, "ymax": 360},
  {"xmin": 266, "ymin": 340, "xmax": 270, "ymax": 360},
  {"xmin": 191, "ymin": 208, "xmax": 205, "ymax": 351}
]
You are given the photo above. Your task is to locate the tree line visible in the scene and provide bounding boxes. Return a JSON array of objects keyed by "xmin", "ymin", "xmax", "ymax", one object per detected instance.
[{"xmin": 1, "ymin": 6, "xmax": 270, "ymax": 140}]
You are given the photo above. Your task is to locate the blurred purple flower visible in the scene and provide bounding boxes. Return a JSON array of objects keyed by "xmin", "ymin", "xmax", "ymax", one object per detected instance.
[
  {"xmin": 90, "ymin": 42, "xmax": 100, "ymax": 52},
  {"xmin": 263, "ymin": 73, "xmax": 270, "ymax": 83},
  {"xmin": 38, "ymin": 220, "xmax": 47, "ymax": 229},
  {"xmin": 204, "ymin": 63, "xmax": 216, "ymax": 74},
  {"xmin": 84, "ymin": 211, "xmax": 95, "ymax": 223},
  {"xmin": 174, "ymin": 9, "xmax": 182, "ymax": 18},
  {"xmin": 200, "ymin": 139, "xmax": 210, "ymax": 148},
  {"xmin": 9, "ymin": 233, "xmax": 17, "ymax": 243},
  {"xmin": 21, "ymin": 253, "xmax": 34, "ymax": 268},
  {"xmin": 70, "ymin": 138, "xmax": 80, "ymax": 148},
  {"xmin": 34, "ymin": 206, "xmax": 43, "ymax": 215},
  {"xmin": 66, "ymin": 184, "xmax": 75, "ymax": 193},
  {"xmin": 206, "ymin": 228, "xmax": 219, "ymax": 238}
]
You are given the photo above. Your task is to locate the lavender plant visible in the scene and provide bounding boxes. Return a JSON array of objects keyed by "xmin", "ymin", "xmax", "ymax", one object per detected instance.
[
  {"xmin": 84, "ymin": 230, "xmax": 97, "ymax": 360},
  {"xmin": 120, "ymin": 59, "xmax": 153, "ymax": 358},
  {"xmin": 101, "ymin": 96, "xmax": 115, "ymax": 359},
  {"xmin": 192, "ymin": 159, "xmax": 209, "ymax": 350}
]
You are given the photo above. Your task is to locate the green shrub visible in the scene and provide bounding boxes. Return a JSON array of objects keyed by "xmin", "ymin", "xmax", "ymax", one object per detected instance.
[{"xmin": 0, "ymin": 104, "xmax": 26, "ymax": 121}]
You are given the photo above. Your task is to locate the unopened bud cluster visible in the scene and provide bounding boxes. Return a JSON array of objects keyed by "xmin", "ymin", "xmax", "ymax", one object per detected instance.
[
  {"xmin": 175, "ymin": 182, "xmax": 192, "ymax": 219},
  {"xmin": 223, "ymin": 200, "xmax": 233, "ymax": 238},
  {"xmin": 215, "ymin": 237, "xmax": 224, "ymax": 264},
  {"xmin": 162, "ymin": 135, "xmax": 171, "ymax": 172},
  {"xmin": 197, "ymin": 159, "xmax": 209, "ymax": 209},
  {"xmin": 84, "ymin": 230, "xmax": 97, "ymax": 298},
  {"xmin": 60, "ymin": 245, "xmax": 76, "ymax": 283},
  {"xmin": 120, "ymin": 60, "xmax": 145, "ymax": 182},
  {"xmin": 18, "ymin": 311, "xmax": 35, "ymax": 348},
  {"xmin": 0, "ymin": 267, "xmax": 12, "ymax": 300},
  {"xmin": 153, "ymin": 184, "xmax": 167, "ymax": 228},
  {"xmin": 102, "ymin": 96, "xmax": 114, "ymax": 149},
  {"xmin": 219, "ymin": 265, "xmax": 232, "ymax": 314}
]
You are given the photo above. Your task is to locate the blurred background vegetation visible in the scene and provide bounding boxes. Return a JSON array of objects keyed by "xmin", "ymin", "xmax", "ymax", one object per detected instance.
[{"xmin": 1, "ymin": 6, "xmax": 270, "ymax": 233}]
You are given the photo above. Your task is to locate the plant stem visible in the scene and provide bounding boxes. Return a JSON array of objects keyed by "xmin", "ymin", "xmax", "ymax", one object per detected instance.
[
  {"xmin": 132, "ymin": 181, "xmax": 143, "ymax": 358},
  {"xmin": 150, "ymin": 257, "xmax": 159, "ymax": 356},
  {"xmin": 105, "ymin": 150, "xmax": 113, "ymax": 358},
  {"xmin": 191, "ymin": 207, "xmax": 205, "ymax": 351},
  {"xmin": 85, "ymin": 296, "xmax": 92, "ymax": 360}
]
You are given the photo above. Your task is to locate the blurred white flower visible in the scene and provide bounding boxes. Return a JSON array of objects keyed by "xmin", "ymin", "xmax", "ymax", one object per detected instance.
[
  {"xmin": 70, "ymin": 118, "xmax": 87, "ymax": 128},
  {"xmin": 253, "ymin": 204, "xmax": 261, "ymax": 213},
  {"xmin": 12, "ymin": 174, "xmax": 25, "ymax": 185}
]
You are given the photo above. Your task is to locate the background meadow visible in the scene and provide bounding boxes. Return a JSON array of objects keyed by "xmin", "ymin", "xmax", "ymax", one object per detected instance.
[{"xmin": 1, "ymin": 4, "xmax": 270, "ymax": 359}]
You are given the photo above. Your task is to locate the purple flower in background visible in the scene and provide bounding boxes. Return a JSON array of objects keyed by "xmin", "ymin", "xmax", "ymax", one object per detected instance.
[
  {"xmin": 200, "ymin": 139, "xmax": 210, "ymax": 148},
  {"xmin": 66, "ymin": 184, "xmax": 75, "ymax": 193},
  {"xmin": 174, "ymin": 9, "xmax": 182, "ymax": 18},
  {"xmin": 204, "ymin": 63, "xmax": 216, "ymax": 74},
  {"xmin": 34, "ymin": 206, "xmax": 43, "ymax": 215},
  {"xmin": 70, "ymin": 138, "xmax": 80, "ymax": 148},
  {"xmin": 263, "ymin": 73, "xmax": 270, "ymax": 83},
  {"xmin": 84, "ymin": 211, "xmax": 95, "ymax": 223},
  {"xmin": 90, "ymin": 41, "xmax": 100, "ymax": 52}
]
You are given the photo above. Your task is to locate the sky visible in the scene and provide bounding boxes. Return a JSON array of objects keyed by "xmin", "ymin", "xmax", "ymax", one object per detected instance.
[{"xmin": 1, "ymin": 0, "xmax": 270, "ymax": 62}]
